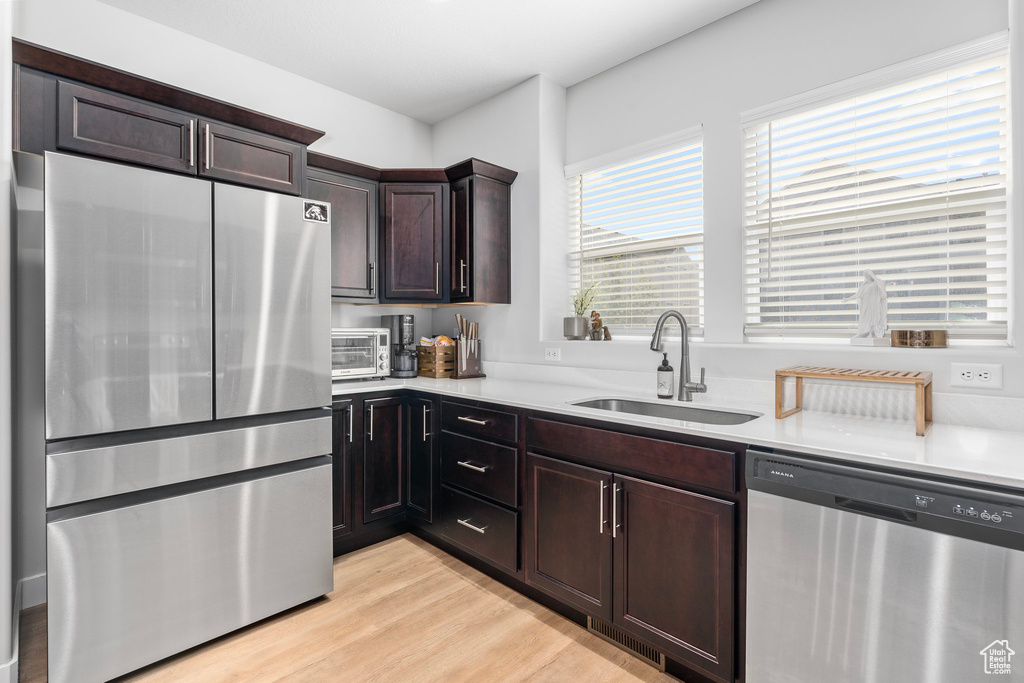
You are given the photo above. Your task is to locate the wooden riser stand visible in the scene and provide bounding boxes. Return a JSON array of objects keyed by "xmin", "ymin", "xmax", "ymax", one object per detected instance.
[{"xmin": 775, "ymin": 366, "xmax": 933, "ymax": 436}]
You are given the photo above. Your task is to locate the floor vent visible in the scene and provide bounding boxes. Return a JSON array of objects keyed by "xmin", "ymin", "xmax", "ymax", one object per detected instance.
[{"xmin": 586, "ymin": 617, "xmax": 666, "ymax": 671}]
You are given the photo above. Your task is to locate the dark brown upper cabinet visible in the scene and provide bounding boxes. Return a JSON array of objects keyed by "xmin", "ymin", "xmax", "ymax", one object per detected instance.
[
  {"xmin": 17, "ymin": 40, "xmax": 319, "ymax": 196},
  {"xmin": 57, "ymin": 80, "xmax": 196, "ymax": 174},
  {"xmin": 197, "ymin": 119, "xmax": 303, "ymax": 195},
  {"xmin": 446, "ymin": 160, "xmax": 516, "ymax": 304},
  {"xmin": 307, "ymin": 166, "xmax": 379, "ymax": 301},
  {"xmin": 51, "ymin": 81, "xmax": 304, "ymax": 195},
  {"xmin": 380, "ymin": 183, "xmax": 449, "ymax": 302}
]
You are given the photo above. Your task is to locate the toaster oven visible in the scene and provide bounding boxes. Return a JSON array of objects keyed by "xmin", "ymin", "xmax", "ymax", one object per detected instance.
[{"xmin": 331, "ymin": 328, "xmax": 390, "ymax": 379}]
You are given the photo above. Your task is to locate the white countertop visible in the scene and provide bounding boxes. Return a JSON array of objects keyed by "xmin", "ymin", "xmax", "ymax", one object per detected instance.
[{"xmin": 333, "ymin": 376, "xmax": 1024, "ymax": 490}]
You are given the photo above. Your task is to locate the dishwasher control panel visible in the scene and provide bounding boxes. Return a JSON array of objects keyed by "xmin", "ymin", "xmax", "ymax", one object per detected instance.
[{"xmin": 749, "ymin": 451, "xmax": 1024, "ymax": 537}]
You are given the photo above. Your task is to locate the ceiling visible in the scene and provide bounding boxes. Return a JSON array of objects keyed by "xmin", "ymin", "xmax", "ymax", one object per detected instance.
[{"xmin": 97, "ymin": 0, "xmax": 761, "ymax": 124}]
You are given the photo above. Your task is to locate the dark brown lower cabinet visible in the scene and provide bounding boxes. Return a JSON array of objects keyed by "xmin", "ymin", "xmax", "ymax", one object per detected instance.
[
  {"xmin": 406, "ymin": 396, "xmax": 436, "ymax": 523},
  {"xmin": 525, "ymin": 454, "xmax": 613, "ymax": 621},
  {"xmin": 331, "ymin": 399, "xmax": 354, "ymax": 538},
  {"xmin": 614, "ymin": 475, "xmax": 734, "ymax": 683},
  {"xmin": 363, "ymin": 396, "xmax": 404, "ymax": 523},
  {"xmin": 525, "ymin": 453, "xmax": 735, "ymax": 683}
]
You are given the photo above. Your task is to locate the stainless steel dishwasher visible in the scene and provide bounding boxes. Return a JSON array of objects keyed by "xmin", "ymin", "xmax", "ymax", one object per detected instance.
[{"xmin": 746, "ymin": 447, "xmax": 1024, "ymax": 683}]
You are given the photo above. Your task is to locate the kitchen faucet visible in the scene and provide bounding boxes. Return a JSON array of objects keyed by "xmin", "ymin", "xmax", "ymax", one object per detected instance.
[{"xmin": 650, "ymin": 310, "xmax": 706, "ymax": 401}]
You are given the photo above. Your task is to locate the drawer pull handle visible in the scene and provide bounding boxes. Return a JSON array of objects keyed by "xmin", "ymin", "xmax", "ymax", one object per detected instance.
[
  {"xmin": 457, "ymin": 518, "xmax": 487, "ymax": 534},
  {"xmin": 457, "ymin": 460, "xmax": 488, "ymax": 473},
  {"xmin": 188, "ymin": 119, "xmax": 194, "ymax": 167},
  {"xmin": 457, "ymin": 416, "xmax": 488, "ymax": 426},
  {"xmin": 423, "ymin": 404, "xmax": 430, "ymax": 441},
  {"xmin": 204, "ymin": 123, "xmax": 211, "ymax": 170}
]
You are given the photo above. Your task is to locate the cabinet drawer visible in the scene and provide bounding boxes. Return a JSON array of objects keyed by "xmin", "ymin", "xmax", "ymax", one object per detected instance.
[
  {"xmin": 57, "ymin": 80, "xmax": 195, "ymax": 174},
  {"xmin": 442, "ymin": 401, "xmax": 518, "ymax": 444},
  {"xmin": 440, "ymin": 485, "xmax": 517, "ymax": 573},
  {"xmin": 199, "ymin": 119, "xmax": 303, "ymax": 195},
  {"xmin": 441, "ymin": 431, "xmax": 517, "ymax": 507},
  {"xmin": 528, "ymin": 418, "xmax": 736, "ymax": 494}
]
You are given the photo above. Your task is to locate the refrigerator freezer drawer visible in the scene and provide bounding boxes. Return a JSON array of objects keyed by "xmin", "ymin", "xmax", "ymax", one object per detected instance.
[
  {"xmin": 46, "ymin": 462, "xmax": 333, "ymax": 683},
  {"xmin": 214, "ymin": 183, "xmax": 331, "ymax": 419},
  {"xmin": 47, "ymin": 415, "xmax": 331, "ymax": 506}
]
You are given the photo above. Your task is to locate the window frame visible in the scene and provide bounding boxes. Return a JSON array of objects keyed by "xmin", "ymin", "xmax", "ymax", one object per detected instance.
[
  {"xmin": 565, "ymin": 125, "xmax": 705, "ymax": 340},
  {"xmin": 739, "ymin": 32, "xmax": 1012, "ymax": 344}
]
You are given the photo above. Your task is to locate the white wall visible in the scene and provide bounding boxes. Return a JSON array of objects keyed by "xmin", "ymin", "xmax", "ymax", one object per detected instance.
[
  {"xmin": 15, "ymin": 0, "xmax": 433, "ymax": 167},
  {"xmin": 528, "ymin": 0, "xmax": 1019, "ymax": 398},
  {"xmin": 430, "ymin": 75, "xmax": 567, "ymax": 356}
]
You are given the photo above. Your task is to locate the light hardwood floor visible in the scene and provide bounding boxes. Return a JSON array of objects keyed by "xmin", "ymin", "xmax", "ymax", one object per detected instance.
[{"xmin": 20, "ymin": 534, "xmax": 677, "ymax": 682}]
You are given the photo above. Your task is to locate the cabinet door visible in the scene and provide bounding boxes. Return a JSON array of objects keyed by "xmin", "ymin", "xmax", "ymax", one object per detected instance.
[
  {"xmin": 525, "ymin": 454, "xmax": 613, "ymax": 621},
  {"xmin": 449, "ymin": 177, "xmax": 471, "ymax": 301},
  {"xmin": 381, "ymin": 183, "xmax": 446, "ymax": 301},
  {"xmin": 331, "ymin": 400, "xmax": 354, "ymax": 538},
  {"xmin": 57, "ymin": 80, "xmax": 196, "ymax": 174},
  {"xmin": 363, "ymin": 397, "xmax": 404, "ymax": 523},
  {"xmin": 613, "ymin": 475, "xmax": 734, "ymax": 682},
  {"xmin": 198, "ymin": 119, "xmax": 303, "ymax": 195},
  {"xmin": 406, "ymin": 397, "xmax": 436, "ymax": 523},
  {"xmin": 307, "ymin": 169, "xmax": 378, "ymax": 300}
]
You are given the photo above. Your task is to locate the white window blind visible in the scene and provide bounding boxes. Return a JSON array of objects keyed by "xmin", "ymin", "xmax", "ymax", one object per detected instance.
[
  {"xmin": 568, "ymin": 140, "xmax": 703, "ymax": 337},
  {"xmin": 743, "ymin": 51, "xmax": 1009, "ymax": 341}
]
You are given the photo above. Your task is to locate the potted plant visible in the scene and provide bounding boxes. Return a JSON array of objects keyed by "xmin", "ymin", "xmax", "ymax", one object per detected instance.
[{"xmin": 565, "ymin": 283, "xmax": 599, "ymax": 340}]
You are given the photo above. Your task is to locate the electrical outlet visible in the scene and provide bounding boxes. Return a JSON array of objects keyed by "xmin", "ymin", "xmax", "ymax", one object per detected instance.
[
  {"xmin": 544, "ymin": 348, "xmax": 561, "ymax": 362},
  {"xmin": 950, "ymin": 363, "xmax": 1003, "ymax": 389}
]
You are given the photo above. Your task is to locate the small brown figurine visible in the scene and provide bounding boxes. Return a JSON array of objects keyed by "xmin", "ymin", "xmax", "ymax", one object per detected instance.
[
  {"xmin": 590, "ymin": 310, "xmax": 603, "ymax": 331},
  {"xmin": 602, "ymin": 326, "xmax": 612, "ymax": 340}
]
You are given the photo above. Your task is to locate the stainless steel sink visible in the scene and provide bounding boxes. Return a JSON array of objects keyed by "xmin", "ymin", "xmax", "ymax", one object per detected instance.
[{"xmin": 571, "ymin": 398, "xmax": 762, "ymax": 425}]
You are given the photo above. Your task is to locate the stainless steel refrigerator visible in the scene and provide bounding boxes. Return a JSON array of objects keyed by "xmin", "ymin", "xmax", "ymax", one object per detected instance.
[{"xmin": 12, "ymin": 151, "xmax": 334, "ymax": 683}]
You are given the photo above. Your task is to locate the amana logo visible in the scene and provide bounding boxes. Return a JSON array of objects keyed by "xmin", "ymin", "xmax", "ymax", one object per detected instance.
[{"xmin": 769, "ymin": 470, "xmax": 795, "ymax": 478}]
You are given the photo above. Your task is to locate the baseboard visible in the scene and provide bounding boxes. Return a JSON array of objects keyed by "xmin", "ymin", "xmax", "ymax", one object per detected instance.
[
  {"xmin": 19, "ymin": 575, "xmax": 44, "ymax": 611},
  {"xmin": 0, "ymin": 579, "xmax": 23, "ymax": 683}
]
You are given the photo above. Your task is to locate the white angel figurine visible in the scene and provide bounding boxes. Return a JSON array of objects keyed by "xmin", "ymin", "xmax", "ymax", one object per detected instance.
[{"xmin": 847, "ymin": 270, "xmax": 887, "ymax": 339}]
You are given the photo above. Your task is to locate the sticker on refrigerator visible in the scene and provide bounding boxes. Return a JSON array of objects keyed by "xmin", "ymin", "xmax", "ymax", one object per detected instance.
[{"xmin": 303, "ymin": 200, "xmax": 330, "ymax": 224}]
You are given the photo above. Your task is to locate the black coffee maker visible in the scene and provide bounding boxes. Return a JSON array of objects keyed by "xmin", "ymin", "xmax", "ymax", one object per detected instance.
[{"xmin": 381, "ymin": 314, "xmax": 417, "ymax": 378}]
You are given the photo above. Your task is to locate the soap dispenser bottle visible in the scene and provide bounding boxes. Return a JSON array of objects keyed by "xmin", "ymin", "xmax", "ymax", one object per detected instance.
[{"xmin": 657, "ymin": 353, "xmax": 674, "ymax": 399}]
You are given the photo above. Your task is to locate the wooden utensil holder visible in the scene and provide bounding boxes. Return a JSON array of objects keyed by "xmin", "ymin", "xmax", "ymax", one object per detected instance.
[
  {"xmin": 416, "ymin": 345, "xmax": 455, "ymax": 379},
  {"xmin": 775, "ymin": 365, "xmax": 933, "ymax": 436},
  {"xmin": 453, "ymin": 339, "xmax": 485, "ymax": 379}
]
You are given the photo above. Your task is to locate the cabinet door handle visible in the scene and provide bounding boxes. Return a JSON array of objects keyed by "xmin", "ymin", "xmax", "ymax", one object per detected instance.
[
  {"xmin": 599, "ymin": 480, "xmax": 606, "ymax": 534},
  {"xmin": 204, "ymin": 123, "xmax": 211, "ymax": 170},
  {"xmin": 457, "ymin": 416, "xmax": 487, "ymax": 426},
  {"xmin": 457, "ymin": 518, "xmax": 487, "ymax": 534},
  {"xmin": 435, "ymin": 262, "xmax": 440, "ymax": 295},
  {"xmin": 348, "ymin": 405, "xmax": 354, "ymax": 444},
  {"xmin": 612, "ymin": 483, "xmax": 620, "ymax": 538},
  {"xmin": 188, "ymin": 120, "xmax": 194, "ymax": 167},
  {"xmin": 369, "ymin": 262, "xmax": 375, "ymax": 296},
  {"xmin": 368, "ymin": 404, "xmax": 374, "ymax": 441},
  {"xmin": 423, "ymin": 405, "xmax": 430, "ymax": 441},
  {"xmin": 457, "ymin": 460, "xmax": 488, "ymax": 473},
  {"xmin": 460, "ymin": 259, "xmax": 467, "ymax": 293}
]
